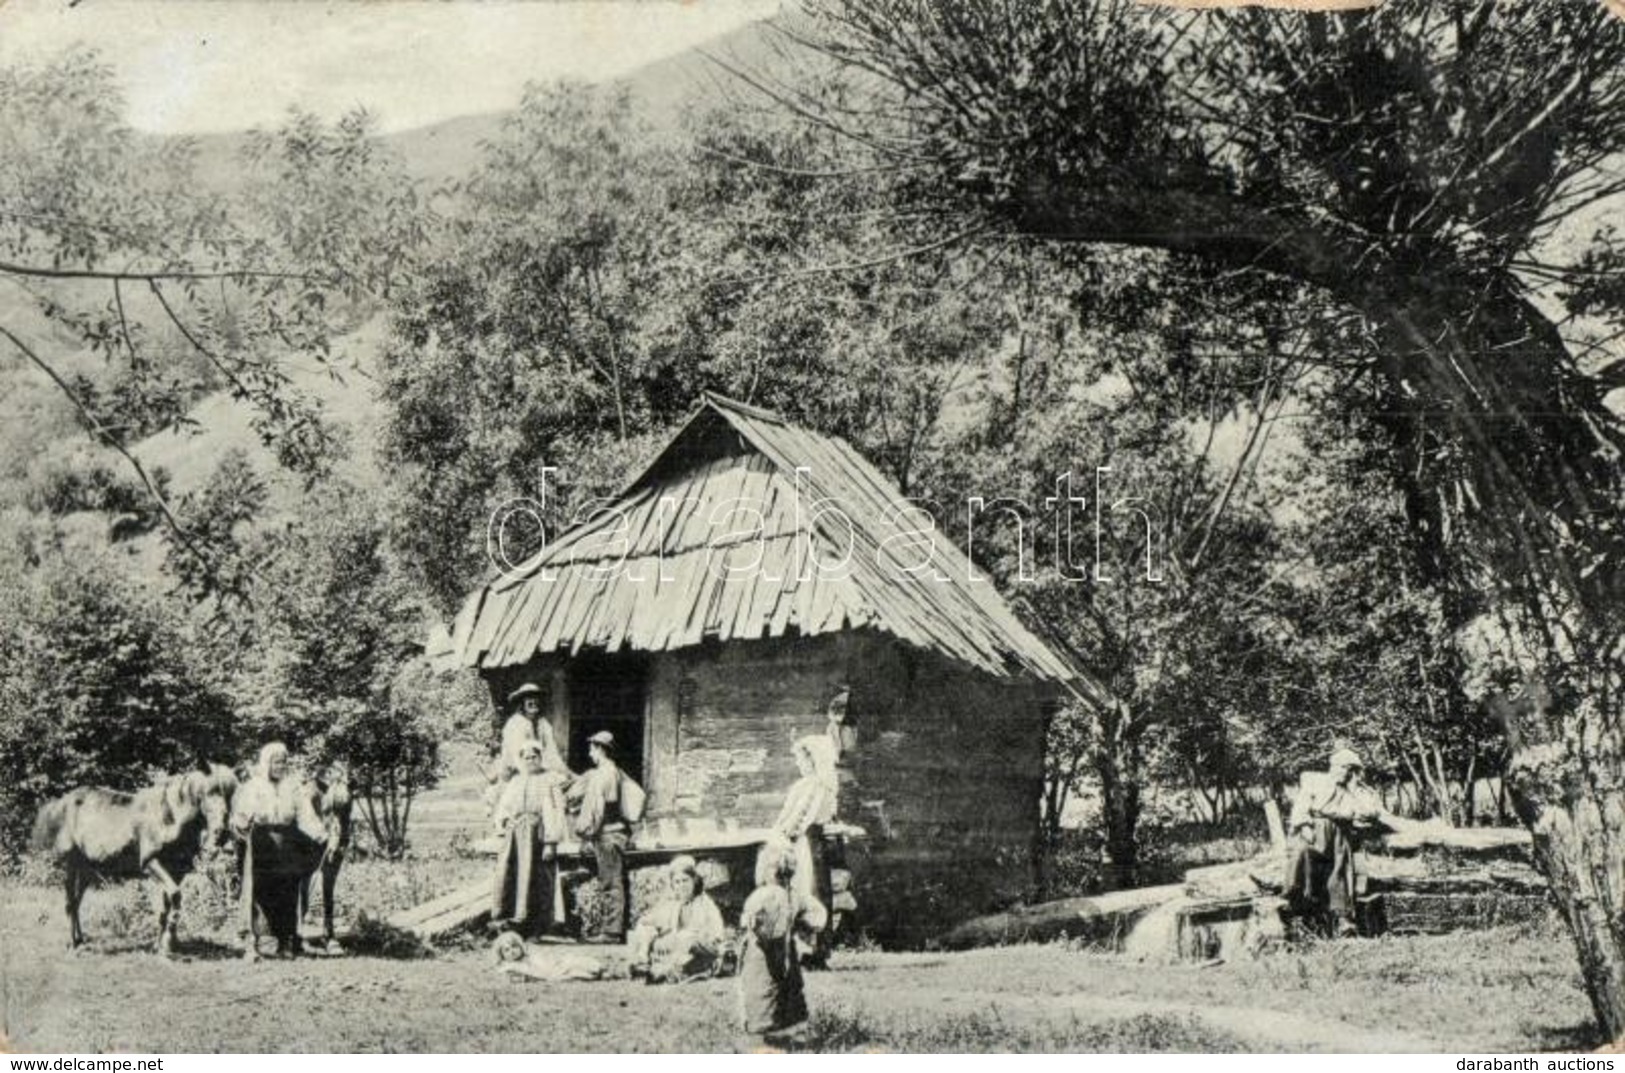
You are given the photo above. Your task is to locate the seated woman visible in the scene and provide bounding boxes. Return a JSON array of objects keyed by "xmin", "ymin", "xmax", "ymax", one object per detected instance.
[
  {"xmin": 628, "ymin": 855, "xmax": 726, "ymax": 983},
  {"xmin": 232, "ymin": 742, "xmax": 329, "ymax": 959},
  {"xmin": 491, "ymin": 740, "xmax": 570, "ymax": 938},
  {"xmin": 737, "ymin": 837, "xmax": 828, "ymax": 1048}
]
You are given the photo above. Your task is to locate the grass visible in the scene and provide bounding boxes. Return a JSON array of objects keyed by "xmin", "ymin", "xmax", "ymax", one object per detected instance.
[
  {"xmin": 805, "ymin": 1004, "xmax": 1249, "ymax": 1053},
  {"xmin": 0, "ymin": 858, "xmax": 1598, "ymax": 1053}
]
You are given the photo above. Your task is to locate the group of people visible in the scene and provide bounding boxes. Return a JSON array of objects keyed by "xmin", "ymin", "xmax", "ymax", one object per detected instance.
[
  {"xmin": 486, "ymin": 680, "xmax": 849, "ymax": 1045},
  {"xmin": 487, "ymin": 682, "xmax": 640, "ymax": 943}
]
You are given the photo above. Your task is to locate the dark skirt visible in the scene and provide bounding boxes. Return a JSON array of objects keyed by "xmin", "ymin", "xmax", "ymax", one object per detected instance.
[
  {"xmin": 492, "ymin": 817, "xmax": 556, "ymax": 935},
  {"xmin": 245, "ymin": 826, "xmax": 325, "ymax": 943},
  {"xmin": 739, "ymin": 933, "xmax": 807, "ymax": 1035}
]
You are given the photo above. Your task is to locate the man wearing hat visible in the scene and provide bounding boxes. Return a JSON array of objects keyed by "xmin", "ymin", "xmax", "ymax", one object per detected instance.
[
  {"xmin": 488, "ymin": 683, "xmax": 565, "ymax": 788},
  {"xmin": 567, "ymin": 731, "xmax": 642, "ymax": 943},
  {"xmin": 1283, "ymin": 747, "xmax": 1386, "ymax": 936}
]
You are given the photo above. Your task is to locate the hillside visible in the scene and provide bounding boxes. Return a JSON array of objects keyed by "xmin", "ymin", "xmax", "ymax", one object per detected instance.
[
  {"xmin": 173, "ymin": 14, "xmax": 788, "ymax": 196},
  {"xmin": 5, "ymin": 13, "xmax": 792, "ymax": 560}
]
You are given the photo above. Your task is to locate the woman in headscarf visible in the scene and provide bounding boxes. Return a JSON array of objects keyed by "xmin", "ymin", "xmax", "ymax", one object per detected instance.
[
  {"xmin": 772, "ymin": 734, "xmax": 839, "ymax": 965},
  {"xmin": 232, "ymin": 742, "xmax": 327, "ymax": 958},
  {"xmin": 491, "ymin": 739, "xmax": 570, "ymax": 938},
  {"xmin": 737, "ymin": 838, "xmax": 827, "ymax": 1048}
]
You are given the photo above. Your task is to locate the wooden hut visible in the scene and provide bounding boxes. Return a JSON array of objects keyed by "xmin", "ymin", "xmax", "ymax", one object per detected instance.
[{"xmin": 448, "ymin": 393, "xmax": 1090, "ymax": 944}]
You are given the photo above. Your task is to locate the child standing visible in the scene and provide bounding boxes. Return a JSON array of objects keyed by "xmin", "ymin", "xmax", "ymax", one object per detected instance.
[{"xmin": 737, "ymin": 838, "xmax": 828, "ymax": 1048}]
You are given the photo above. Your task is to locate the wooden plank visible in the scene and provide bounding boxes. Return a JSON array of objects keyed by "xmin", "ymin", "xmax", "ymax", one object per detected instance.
[
  {"xmin": 388, "ymin": 880, "xmax": 489, "ymax": 931},
  {"xmin": 662, "ymin": 458, "xmax": 719, "ymax": 555},
  {"xmin": 536, "ymin": 566, "xmax": 583, "ymax": 654},
  {"xmin": 649, "ymin": 548, "xmax": 707, "ymax": 651},
  {"xmin": 1264, "ymin": 800, "xmax": 1286, "ymax": 852},
  {"xmin": 717, "ymin": 545, "xmax": 757, "ymax": 641},
  {"xmin": 749, "ymin": 536, "xmax": 793, "ymax": 639},
  {"xmin": 1381, "ymin": 823, "xmax": 1532, "ymax": 857}
]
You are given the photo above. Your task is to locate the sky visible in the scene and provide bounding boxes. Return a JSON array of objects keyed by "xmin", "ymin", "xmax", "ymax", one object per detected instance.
[{"xmin": 0, "ymin": 0, "xmax": 782, "ymax": 134}]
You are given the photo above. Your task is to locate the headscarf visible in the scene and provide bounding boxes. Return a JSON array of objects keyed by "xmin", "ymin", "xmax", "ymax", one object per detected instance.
[
  {"xmin": 753, "ymin": 834, "xmax": 798, "ymax": 888},
  {"xmin": 502, "ymin": 715, "xmax": 566, "ymax": 774},
  {"xmin": 257, "ymin": 742, "xmax": 290, "ymax": 781},
  {"xmin": 793, "ymin": 734, "xmax": 839, "ymax": 824},
  {"xmin": 234, "ymin": 742, "xmax": 301, "ymax": 828}
]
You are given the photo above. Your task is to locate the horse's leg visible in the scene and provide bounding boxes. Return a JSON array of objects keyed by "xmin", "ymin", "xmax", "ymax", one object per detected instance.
[
  {"xmin": 64, "ymin": 861, "xmax": 84, "ymax": 950},
  {"xmin": 321, "ymin": 859, "xmax": 339, "ymax": 949},
  {"xmin": 146, "ymin": 860, "xmax": 181, "ymax": 957}
]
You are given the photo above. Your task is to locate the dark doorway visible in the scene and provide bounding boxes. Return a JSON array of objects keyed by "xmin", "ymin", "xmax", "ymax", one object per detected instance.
[{"xmin": 567, "ymin": 652, "xmax": 649, "ymax": 782}]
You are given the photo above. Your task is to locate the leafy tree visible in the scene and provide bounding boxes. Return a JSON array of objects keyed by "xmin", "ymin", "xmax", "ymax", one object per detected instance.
[
  {"xmin": 23, "ymin": 450, "xmax": 171, "ymax": 535},
  {"xmin": 381, "ymin": 82, "xmax": 693, "ymax": 608},
  {"xmin": 381, "ymin": 83, "xmax": 1001, "ymax": 607},
  {"xmin": 1265, "ymin": 391, "xmax": 1508, "ymax": 826},
  {"xmin": 233, "ymin": 486, "xmax": 441, "ymax": 856},
  {"xmin": 1, "ymin": 52, "xmax": 419, "ymax": 598},
  {"xmin": 0, "ymin": 549, "xmax": 235, "ymax": 858},
  {"xmin": 787, "ymin": 0, "xmax": 1625, "ymax": 1029},
  {"xmin": 911, "ymin": 248, "xmax": 1295, "ymax": 885},
  {"xmin": 165, "ymin": 447, "xmax": 271, "ymax": 612}
]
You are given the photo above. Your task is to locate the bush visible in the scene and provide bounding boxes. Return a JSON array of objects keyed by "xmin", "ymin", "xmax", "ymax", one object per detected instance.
[
  {"xmin": 0, "ymin": 553, "xmax": 235, "ymax": 859},
  {"xmin": 24, "ymin": 454, "xmax": 169, "ymax": 533},
  {"xmin": 232, "ymin": 487, "xmax": 445, "ymax": 858}
]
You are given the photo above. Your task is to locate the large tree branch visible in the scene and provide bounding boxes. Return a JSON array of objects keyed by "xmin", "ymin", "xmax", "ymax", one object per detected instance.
[
  {"xmin": 1012, "ymin": 172, "xmax": 1363, "ymax": 291},
  {"xmin": 0, "ymin": 260, "xmax": 326, "ymax": 284}
]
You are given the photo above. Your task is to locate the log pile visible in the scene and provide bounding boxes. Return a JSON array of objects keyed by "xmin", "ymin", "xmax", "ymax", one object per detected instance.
[
  {"xmin": 1359, "ymin": 825, "xmax": 1548, "ymax": 934},
  {"xmin": 935, "ymin": 883, "xmax": 1185, "ymax": 951},
  {"xmin": 939, "ymin": 823, "xmax": 1551, "ymax": 956}
]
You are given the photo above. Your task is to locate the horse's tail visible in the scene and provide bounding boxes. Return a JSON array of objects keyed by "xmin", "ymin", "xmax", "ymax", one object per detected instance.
[{"xmin": 29, "ymin": 792, "xmax": 74, "ymax": 856}]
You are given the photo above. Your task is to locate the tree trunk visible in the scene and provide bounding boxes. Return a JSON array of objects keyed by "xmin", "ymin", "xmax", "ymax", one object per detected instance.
[
  {"xmin": 1094, "ymin": 703, "xmax": 1144, "ymax": 889},
  {"xmin": 1365, "ymin": 290, "xmax": 1625, "ymax": 1037},
  {"xmin": 1495, "ymin": 680, "xmax": 1625, "ymax": 1038}
]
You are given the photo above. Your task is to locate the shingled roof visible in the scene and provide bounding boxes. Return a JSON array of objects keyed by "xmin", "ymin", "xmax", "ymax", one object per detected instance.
[{"xmin": 449, "ymin": 393, "xmax": 1085, "ymax": 687}]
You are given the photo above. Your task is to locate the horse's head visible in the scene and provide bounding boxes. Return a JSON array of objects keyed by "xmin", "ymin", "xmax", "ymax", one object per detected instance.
[{"xmin": 179, "ymin": 764, "xmax": 240, "ymax": 854}]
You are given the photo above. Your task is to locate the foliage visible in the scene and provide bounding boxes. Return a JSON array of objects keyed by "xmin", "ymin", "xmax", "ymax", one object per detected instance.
[
  {"xmin": 165, "ymin": 446, "xmax": 271, "ymax": 609},
  {"xmin": 380, "ymin": 81, "xmax": 1004, "ymax": 609},
  {"xmin": 794, "ymin": 1, "xmax": 1625, "ymax": 626},
  {"xmin": 238, "ymin": 107, "xmax": 426, "ymax": 307},
  {"xmin": 378, "ymin": 83, "xmax": 688, "ymax": 608},
  {"xmin": 0, "ymin": 550, "xmax": 235, "ymax": 858},
  {"xmin": 0, "ymin": 51, "xmax": 423, "ymax": 596},
  {"xmin": 1264, "ymin": 393, "xmax": 1508, "ymax": 823},
  {"xmin": 232, "ymin": 486, "xmax": 442, "ymax": 857},
  {"xmin": 23, "ymin": 450, "xmax": 171, "ymax": 534},
  {"xmin": 905, "ymin": 247, "xmax": 1295, "ymax": 882},
  {"xmin": 784, "ymin": 0, "xmax": 1625, "ymax": 1028}
]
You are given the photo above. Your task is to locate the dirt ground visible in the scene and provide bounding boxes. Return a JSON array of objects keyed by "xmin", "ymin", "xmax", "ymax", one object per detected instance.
[{"xmin": 0, "ymin": 871, "xmax": 1598, "ymax": 1054}]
